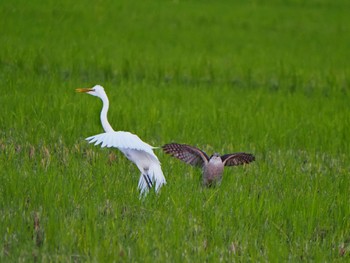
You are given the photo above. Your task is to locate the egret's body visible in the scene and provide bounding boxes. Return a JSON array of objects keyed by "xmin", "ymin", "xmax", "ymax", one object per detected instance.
[
  {"xmin": 77, "ymin": 85, "xmax": 166, "ymax": 195},
  {"xmin": 162, "ymin": 143, "xmax": 254, "ymax": 186}
]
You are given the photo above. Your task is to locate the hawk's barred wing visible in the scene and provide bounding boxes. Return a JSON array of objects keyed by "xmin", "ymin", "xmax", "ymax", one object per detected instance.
[
  {"xmin": 162, "ymin": 143, "xmax": 209, "ymax": 167},
  {"xmin": 221, "ymin": 153, "xmax": 255, "ymax": 166}
]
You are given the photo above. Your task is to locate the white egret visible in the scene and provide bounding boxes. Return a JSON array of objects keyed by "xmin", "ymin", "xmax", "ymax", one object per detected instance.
[
  {"xmin": 162, "ymin": 143, "xmax": 254, "ymax": 186},
  {"xmin": 76, "ymin": 85, "xmax": 166, "ymax": 195}
]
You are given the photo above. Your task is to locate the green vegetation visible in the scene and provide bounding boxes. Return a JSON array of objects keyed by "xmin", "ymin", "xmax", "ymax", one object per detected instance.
[{"xmin": 1, "ymin": 0, "xmax": 349, "ymax": 261}]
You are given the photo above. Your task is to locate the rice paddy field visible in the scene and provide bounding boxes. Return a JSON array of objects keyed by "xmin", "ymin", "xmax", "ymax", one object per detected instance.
[{"xmin": 1, "ymin": 0, "xmax": 350, "ymax": 261}]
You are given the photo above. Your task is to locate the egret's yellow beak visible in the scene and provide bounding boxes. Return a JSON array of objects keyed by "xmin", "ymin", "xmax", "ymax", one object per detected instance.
[{"xmin": 76, "ymin": 88, "xmax": 93, "ymax": 93}]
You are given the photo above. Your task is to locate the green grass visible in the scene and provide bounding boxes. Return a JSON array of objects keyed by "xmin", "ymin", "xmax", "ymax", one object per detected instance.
[{"xmin": 1, "ymin": 0, "xmax": 350, "ymax": 261}]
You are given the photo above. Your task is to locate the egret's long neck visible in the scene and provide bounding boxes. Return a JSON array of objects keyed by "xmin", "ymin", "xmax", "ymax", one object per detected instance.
[{"xmin": 100, "ymin": 94, "xmax": 114, "ymax": 133}]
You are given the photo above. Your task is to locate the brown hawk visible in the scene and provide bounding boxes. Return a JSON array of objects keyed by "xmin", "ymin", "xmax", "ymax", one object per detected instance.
[{"xmin": 162, "ymin": 143, "xmax": 255, "ymax": 186}]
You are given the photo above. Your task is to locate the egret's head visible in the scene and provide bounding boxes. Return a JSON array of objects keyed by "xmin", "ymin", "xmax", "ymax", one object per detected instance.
[{"xmin": 76, "ymin": 85, "xmax": 105, "ymax": 98}]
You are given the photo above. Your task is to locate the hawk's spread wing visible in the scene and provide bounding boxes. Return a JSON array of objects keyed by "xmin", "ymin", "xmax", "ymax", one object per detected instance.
[
  {"xmin": 162, "ymin": 143, "xmax": 209, "ymax": 167},
  {"xmin": 221, "ymin": 153, "xmax": 255, "ymax": 166}
]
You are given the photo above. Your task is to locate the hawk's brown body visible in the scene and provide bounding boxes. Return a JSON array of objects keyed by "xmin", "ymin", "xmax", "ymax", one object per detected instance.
[{"xmin": 202, "ymin": 154, "xmax": 225, "ymax": 186}]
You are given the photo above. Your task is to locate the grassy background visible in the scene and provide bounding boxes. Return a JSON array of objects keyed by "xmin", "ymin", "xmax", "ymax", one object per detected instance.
[{"xmin": 1, "ymin": 0, "xmax": 350, "ymax": 261}]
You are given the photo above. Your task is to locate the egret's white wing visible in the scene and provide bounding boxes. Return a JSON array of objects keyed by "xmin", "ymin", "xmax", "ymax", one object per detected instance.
[
  {"xmin": 86, "ymin": 131, "xmax": 157, "ymax": 158},
  {"xmin": 86, "ymin": 131, "xmax": 166, "ymax": 195}
]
